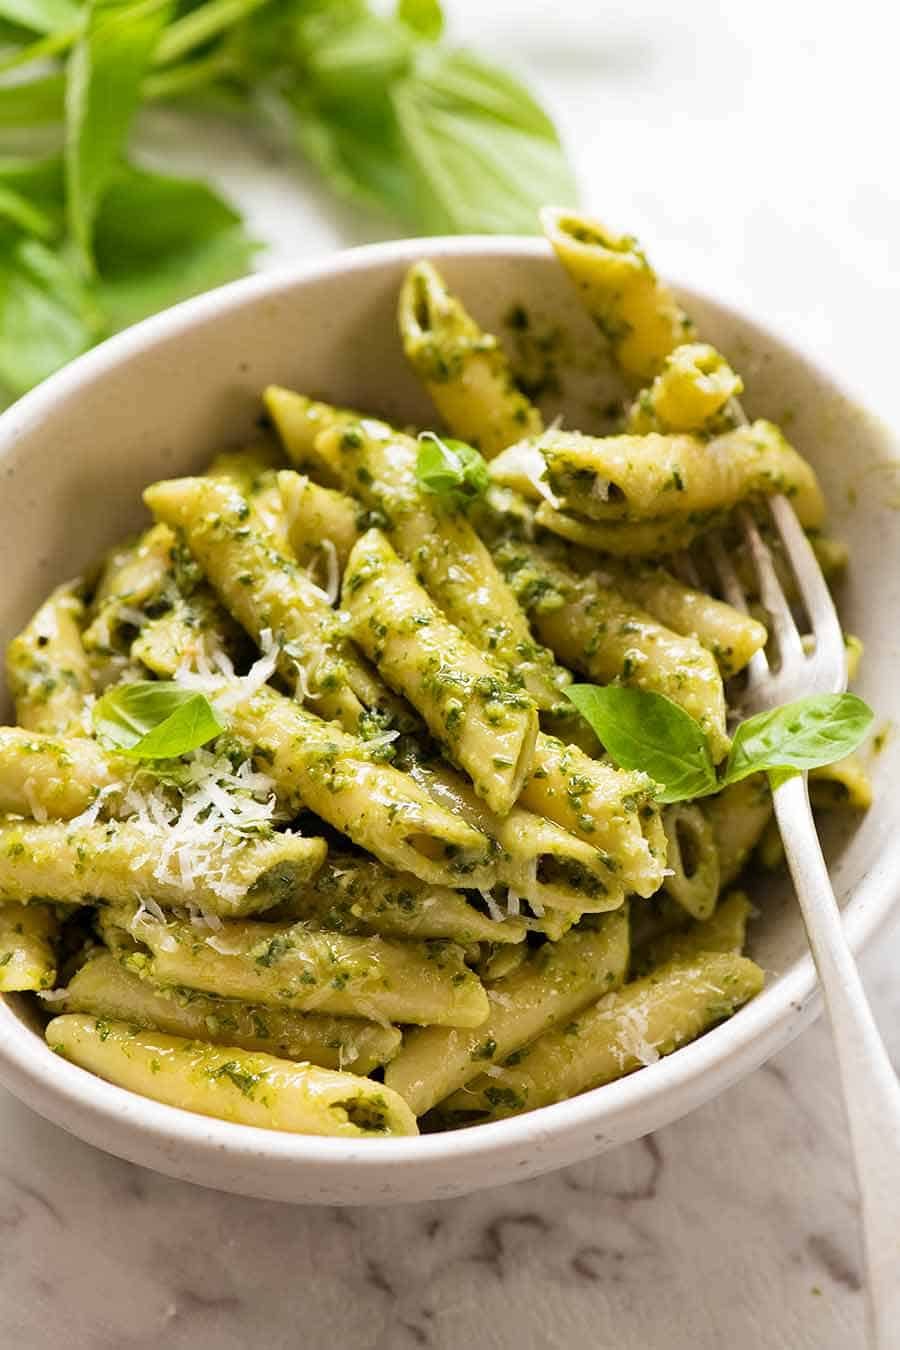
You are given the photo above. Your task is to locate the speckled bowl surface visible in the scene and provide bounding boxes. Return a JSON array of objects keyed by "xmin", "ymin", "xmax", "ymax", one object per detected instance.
[{"xmin": 0, "ymin": 237, "xmax": 896, "ymax": 1204}]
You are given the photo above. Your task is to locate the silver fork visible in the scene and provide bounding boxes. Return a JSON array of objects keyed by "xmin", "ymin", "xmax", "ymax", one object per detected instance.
[{"xmin": 709, "ymin": 496, "xmax": 900, "ymax": 1350}]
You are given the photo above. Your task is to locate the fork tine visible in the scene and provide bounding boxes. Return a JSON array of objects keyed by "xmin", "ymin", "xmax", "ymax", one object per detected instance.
[
  {"xmin": 671, "ymin": 550, "xmax": 702, "ymax": 588},
  {"xmin": 737, "ymin": 505, "xmax": 807, "ymax": 667},
  {"xmin": 767, "ymin": 495, "xmax": 846, "ymax": 693},
  {"xmin": 707, "ymin": 532, "xmax": 750, "ymax": 614},
  {"xmin": 707, "ymin": 530, "xmax": 771, "ymax": 687}
]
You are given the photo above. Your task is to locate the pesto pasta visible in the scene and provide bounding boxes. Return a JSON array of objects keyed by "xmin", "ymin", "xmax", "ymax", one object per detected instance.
[{"xmin": 1, "ymin": 221, "xmax": 866, "ymax": 1142}]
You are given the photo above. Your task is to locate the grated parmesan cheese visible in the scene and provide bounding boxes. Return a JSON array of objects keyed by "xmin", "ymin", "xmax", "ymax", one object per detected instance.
[
  {"xmin": 112, "ymin": 743, "xmax": 285, "ymax": 908},
  {"xmin": 314, "ymin": 538, "xmax": 340, "ymax": 605},
  {"xmin": 68, "ymin": 782, "xmax": 119, "ymax": 830},
  {"xmin": 615, "ymin": 1001, "xmax": 660, "ymax": 1067},
  {"xmin": 478, "ymin": 888, "xmax": 506, "ymax": 924},
  {"xmin": 22, "ymin": 777, "xmax": 48, "ymax": 823}
]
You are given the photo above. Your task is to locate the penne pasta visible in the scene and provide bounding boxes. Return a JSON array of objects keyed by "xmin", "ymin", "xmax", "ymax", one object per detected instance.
[
  {"xmin": 437, "ymin": 951, "xmax": 764, "ymax": 1122},
  {"xmin": 62, "ymin": 952, "xmax": 401, "ymax": 1073},
  {"xmin": 121, "ymin": 911, "xmax": 490, "ymax": 1028},
  {"xmin": 6, "ymin": 583, "xmax": 92, "ymax": 736},
  {"xmin": 398, "ymin": 260, "xmax": 543, "ymax": 457},
  {"xmin": 385, "ymin": 909, "xmax": 629, "ymax": 1116},
  {"xmin": 46, "ymin": 1014, "xmax": 418, "ymax": 1137},
  {"xmin": 0, "ymin": 816, "xmax": 326, "ymax": 917},
  {"xmin": 343, "ymin": 528, "xmax": 539, "ymax": 813}
]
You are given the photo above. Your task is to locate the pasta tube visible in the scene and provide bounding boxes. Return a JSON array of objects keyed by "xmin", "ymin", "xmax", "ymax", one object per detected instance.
[
  {"xmin": 531, "ymin": 503, "xmax": 708, "ymax": 557},
  {"xmin": 270, "ymin": 854, "xmax": 528, "ymax": 944},
  {"xmin": 62, "ymin": 953, "xmax": 401, "ymax": 1073},
  {"xmin": 660, "ymin": 803, "xmax": 721, "ymax": 919},
  {"xmin": 405, "ymin": 755, "xmax": 627, "ymax": 913},
  {"xmin": 0, "ymin": 727, "xmax": 129, "ymax": 820},
  {"xmin": 229, "ymin": 686, "xmax": 493, "ymax": 886},
  {"xmin": 264, "ymin": 388, "xmax": 569, "ymax": 710},
  {"xmin": 632, "ymin": 890, "xmax": 752, "ymax": 974},
  {"xmin": 809, "ymin": 755, "xmax": 873, "ymax": 810},
  {"xmin": 46, "ymin": 1015, "xmax": 418, "ymax": 1137},
  {"xmin": 384, "ymin": 909, "xmax": 629, "ymax": 1116},
  {"xmin": 125, "ymin": 912, "xmax": 489, "ymax": 1028},
  {"xmin": 493, "ymin": 537, "xmax": 728, "ymax": 759},
  {"xmin": 593, "ymin": 558, "xmax": 767, "ymax": 677},
  {"xmin": 542, "ymin": 207, "xmax": 692, "ymax": 382},
  {"xmin": 477, "ymin": 942, "xmax": 529, "ymax": 983},
  {"xmin": 131, "ymin": 581, "xmax": 245, "ymax": 679},
  {"xmin": 343, "ymin": 528, "xmax": 538, "ymax": 813},
  {"xmin": 276, "ymin": 470, "xmax": 361, "ymax": 573},
  {"xmin": 438, "ymin": 951, "xmax": 764, "ymax": 1121},
  {"xmin": 522, "ymin": 736, "xmax": 666, "ymax": 898},
  {"xmin": 0, "ymin": 902, "xmax": 56, "ymax": 990},
  {"xmin": 625, "ymin": 343, "xmax": 743, "ymax": 434},
  {"xmin": 0, "ymin": 817, "xmax": 326, "ymax": 917},
  {"xmin": 398, "ymin": 261, "xmax": 543, "ymax": 457},
  {"xmin": 206, "ymin": 442, "xmax": 287, "ymax": 544},
  {"xmin": 6, "ymin": 583, "xmax": 92, "ymax": 736},
  {"xmin": 705, "ymin": 777, "xmax": 773, "ymax": 890},
  {"xmin": 144, "ymin": 475, "xmax": 375, "ymax": 732},
  {"xmin": 83, "ymin": 524, "xmax": 174, "ymax": 654},
  {"xmin": 492, "ymin": 424, "xmax": 825, "ymax": 528}
]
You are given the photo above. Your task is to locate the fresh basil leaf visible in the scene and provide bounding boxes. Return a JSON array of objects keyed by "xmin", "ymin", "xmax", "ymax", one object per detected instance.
[
  {"xmin": 418, "ymin": 48, "xmax": 559, "ymax": 140},
  {"xmin": 65, "ymin": 0, "xmax": 172, "ymax": 268},
  {"xmin": 566, "ymin": 685, "xmax": 717, "ymax": 804},
  {"xmin": 285, "ymin": 86, "xmax": 420, "ymax": 223},
  {"xmin": 392, "ymin": 47, "xmax": 577, "ymax": 234},
  {"xmin": 0, "ymin": 152, "xmax": 64, "ymax": 205},
  {"xmin": 306, "ymin": 14, "xmax": 412, "ymax": 97},
  {"xmin": 723, "ymin": 693, "xmax": 874, "ymax": 787},
  {"xmin": 416, "ymin": 431, "xmax": 489, "ymax": 505},
  {"xmin": 397, "ymin": 0, "xmax": 443, "ymax": 41},
  {"xmin": 0, "ymin": 0, "xmax": 78, "ymax": 32},
  {"xmin": 0, "ymin": 70, "xmax": 65, "ymax": 125},
  {"xmin": 0, "ymin": 237, "xmax": 100, "ymax": 396},
  {"xmin": 0, "ymin": 17, "xmax": 81, "ymax": 77},
  {"xmin": 91, "ymin": 164, "xmax": 258, "ymax": 331},
  {"xmin": 0, "ymin": 182, "xmax": 55, "ymax": 238},
  {"xmin": 93, "ymin": 681, "xmax": 226, "ymax": 758},
  {"xmin": 153, "ymin": 0, "xmax": 271, "ymax": 67}
]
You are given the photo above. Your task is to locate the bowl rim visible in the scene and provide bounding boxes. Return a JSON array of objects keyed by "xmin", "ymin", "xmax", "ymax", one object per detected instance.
[{"xmin": 0, "ymin": 232, "xmax": 897, "ymax": 1180}]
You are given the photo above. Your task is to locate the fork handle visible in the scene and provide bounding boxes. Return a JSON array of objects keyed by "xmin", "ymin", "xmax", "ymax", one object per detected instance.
[{"xmin": 773, "ymin": 772, "xmax": 900, "ymax": 1348}]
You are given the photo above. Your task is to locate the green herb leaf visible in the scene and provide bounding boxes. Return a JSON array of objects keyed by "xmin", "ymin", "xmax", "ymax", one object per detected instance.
[
  {"xmin": 0, "ymin": 237, "xmax": 101, "ymax": 395},
  {"xmin": 93, "ymin": 681, "xmax": 226, "ymax": 758},
  {"xmin": 91, "ymin": 163, "xmax": 258, "ymax": 331},
  {"xmin": 0, "ymin": 0, "xmax": 575, "ymax": 399},
  {"xmin": 568, "ymin": 684, "xmax": 876, "ymax": 803},
  {"xmin": 0, "ymin": 71, "xmax": 65, "ymax": 126},
  {"xmin": 0, "ymin": 0, "xmax": 78, "ymax": 32},
  {"xmin": 416, "ymin": 430, "xmax": 489, "ymax": 506},
  {"xmin": 392, "ymin": 48, "xmax": 577, "ymax": 234},
  {"xmin": 65, "ymin": 0, "xmax": 173, "ymax": 268},
  {"xmin": 723, "ymin": 693, "xmax": 874, "ymax": 787},
  {"xmin": 566, "ymin": 685, "xmax": 717, "ymax": 804},
  {"xmin": 397, "ymin": 0, "xmax": 443, "ymax": 41},
  {"xmin": 153, "ymin": 0, "xmax": 271, "ymax": 67},
  {"xmin": 0, "ymin": 182, "xmax": 56, "ymax": 238}
]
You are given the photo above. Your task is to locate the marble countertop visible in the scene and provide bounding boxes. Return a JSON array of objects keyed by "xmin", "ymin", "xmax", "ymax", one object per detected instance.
[{"xmin": 3, "ymin": 2, "xmax": 899, "ymax": 1346}]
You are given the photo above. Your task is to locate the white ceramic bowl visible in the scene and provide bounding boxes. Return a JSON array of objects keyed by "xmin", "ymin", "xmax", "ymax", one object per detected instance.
[{"xmin": 0, "ymin": 237, "xmax": 897, "ymax": 1205}]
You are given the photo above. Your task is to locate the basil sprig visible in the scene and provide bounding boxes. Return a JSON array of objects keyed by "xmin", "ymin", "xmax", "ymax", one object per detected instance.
[
  {"xmin": 0, "ymin": 0, "xmax": 576, "ymax": 402},
  {"xmin": 415, "ymin": 431, "xmax": 489, "ymax": 506},
  {"xmin": 566, "ymin": 685, "xmax": 874, "ymax": 802},
  {"xmin": 92, "ymin": 681, "xmax": 225, "ymax": 759}
]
